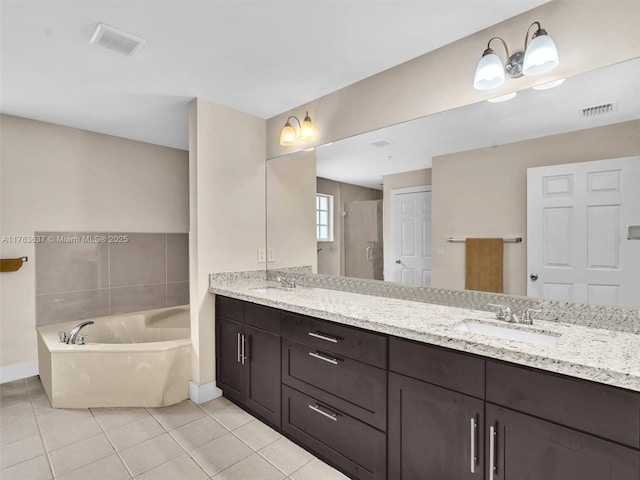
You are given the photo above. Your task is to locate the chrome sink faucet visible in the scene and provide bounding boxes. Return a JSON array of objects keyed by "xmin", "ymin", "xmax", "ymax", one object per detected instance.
[
  {"xmin": 64, "ymin": 321, "xmax": 94, "ymax": 344},
  {"xmin": 488, "ymin": 304, "xmax": 542, "ymax": 325}
]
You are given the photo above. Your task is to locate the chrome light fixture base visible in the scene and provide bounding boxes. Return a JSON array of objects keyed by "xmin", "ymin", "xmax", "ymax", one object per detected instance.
[{"xmin": 505, "ymin": 51, "xmax": 524, "ymax": 78}]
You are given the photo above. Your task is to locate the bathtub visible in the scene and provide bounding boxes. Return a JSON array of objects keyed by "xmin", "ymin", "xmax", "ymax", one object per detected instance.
[{"xmin": 37, "ymin": 306, "xmax": 190, "ymax": 408}]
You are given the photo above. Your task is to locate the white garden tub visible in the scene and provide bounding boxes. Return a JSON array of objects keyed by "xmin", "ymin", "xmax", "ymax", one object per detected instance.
[{"xmin": 37, "ymin": 306, "xmax": 190, "ymax": 408}]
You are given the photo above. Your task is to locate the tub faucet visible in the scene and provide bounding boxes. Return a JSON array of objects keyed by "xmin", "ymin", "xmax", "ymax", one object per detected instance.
[{"xmin": 66, "ymin": 321, "xmax": 94, "ymax": 344}]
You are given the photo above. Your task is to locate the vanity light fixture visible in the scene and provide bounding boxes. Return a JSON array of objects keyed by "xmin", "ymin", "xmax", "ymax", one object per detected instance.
[
  {"xmin": 279, "ymin": 111, "xmax": 316, "ymax": 147},
  {"xmin": 473, "ymin": 21, "xmax": 559, "ymax": 91}
]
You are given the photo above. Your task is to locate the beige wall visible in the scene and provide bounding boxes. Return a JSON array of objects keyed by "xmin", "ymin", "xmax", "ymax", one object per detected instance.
[
  {"xmin": 267, "ymin": 1, "xmax": 640, "ymax": 159},
  {"xmin": 431, "ymin": 119, "xmax": 640, "ymax": 296},
  {"xmin": 188, "ymin": 99, "xmax": 266, "ymax": 387},
  {"xmin": 266, "ymin": 151, "xmax": 317, "ymax": 272},
  {"xmin": 0, "ymin": 114, "xmax": 188, "ymax": 379}
]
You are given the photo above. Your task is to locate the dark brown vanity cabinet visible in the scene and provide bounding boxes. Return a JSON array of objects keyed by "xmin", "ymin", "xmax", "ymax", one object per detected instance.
[
  {"xmin": 388, "ymin": 338, "xmax": 486, "ymax": 480},
  {"xmin": 215, "ymin": 296, "xmax": 282, "ymax": 427},
  {"xmin": 485, "ymin": 360, "xmax": 640, "ymax": 480},
  {"xmin": 215, "ymin": 296, "xmax": 640, "ymax": 480},
  {"xmin": 485, "ymin": 404, "xmax": 639, "ymax": 480},
  {"xmin": 280, "ymin": 311, "xmax": 388, "ymax": 480}
]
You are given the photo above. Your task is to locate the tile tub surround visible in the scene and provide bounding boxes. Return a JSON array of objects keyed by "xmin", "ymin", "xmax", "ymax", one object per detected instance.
[
  {"xmin": 0, "ymin": 377, "xmax": 346, "ymax": 480},
  {"xmin": 264, "ymin": 270, "xmax": 640, "ymax": 334},
  {"xmin": 209, "ymin": 276, "xmax": 640, "ymax": 392},
  {"xmin": 35, "ymin": 232, "xmax": 189, "ymax": 326}
]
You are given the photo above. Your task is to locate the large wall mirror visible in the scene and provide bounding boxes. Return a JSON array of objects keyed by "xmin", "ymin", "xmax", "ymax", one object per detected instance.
[{"xmin": 266, "ymin": 57, "xmax": 640, "ymax": 308}]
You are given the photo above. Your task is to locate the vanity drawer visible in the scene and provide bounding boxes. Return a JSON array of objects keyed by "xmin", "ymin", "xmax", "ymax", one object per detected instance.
[
  {"xmin": 486, "ymin": 360, "xmax": 640, "ymax": 448},
  {"xmin": 245, "ymin": 302, "xmax": 281, "ymax": 335},
  {"xmin": 282, "ymin": 385, "xmax": 386, "ymax": 480},
  {"xmin": 389, "ymin": 337, "xmax": 485, "ymax": 398},
  {"xmin": 215, "ymin": 295, "xmax": 244, "ymax": 322},
  {"xmin": 282, "ymin": 339, "xmax": 387, "ymax": 430},
  {"xmin": 281, "ymin": 312, "xmax": 387, "ymax": 368}
]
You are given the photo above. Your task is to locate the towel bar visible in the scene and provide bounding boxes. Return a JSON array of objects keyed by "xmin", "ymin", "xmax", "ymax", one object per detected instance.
[{"xmin": 448, "ymin": 237, "xmax": 522, "ymax": 243}]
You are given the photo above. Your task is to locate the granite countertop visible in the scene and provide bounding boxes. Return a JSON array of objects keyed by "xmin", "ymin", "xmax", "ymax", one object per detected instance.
[{"xmin": 209, "ymin": 278, "xmax": 640, "ymax": 393}]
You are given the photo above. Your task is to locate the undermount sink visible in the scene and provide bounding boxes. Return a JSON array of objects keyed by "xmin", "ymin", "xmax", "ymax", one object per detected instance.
[
  {"xmin": 251, "ymin": 286, "xmax": 290, "ymax": 294},
  {"xmin": 453, "ymin": 320, "xmax": 561, "ymax": 347}
]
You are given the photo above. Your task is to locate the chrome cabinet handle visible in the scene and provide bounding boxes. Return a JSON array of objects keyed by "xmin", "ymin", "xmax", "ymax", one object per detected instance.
[
  {"xmin": 308, "ymin": 331, "xmax": 339, "ymax": 343},
  {"xmin": 308, "ymin": 351, "xmax": 338, "ymax": 365},
  {"xmin": 489, "ymin": 425, "xmax": 497, "ymax": 480},
  {"xmin": 470, "ymin": 417, "xmax": 477, "ymax": 473},
  {"xmin": 308, "ymin": 404, "xmax": 338, "ymax": 421},
  {"xmin": 241, "ymin": 334, "xmax": 247, "ymax": 365},
  {"xmin": 237, "ymin": 332, "xmax": 241, "ymax": 363}
]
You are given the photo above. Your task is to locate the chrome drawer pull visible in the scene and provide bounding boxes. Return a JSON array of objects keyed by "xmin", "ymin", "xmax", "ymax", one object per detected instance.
[
  {"xmin": 308, "ymin": 331, "xmax": 339, "ymax": 343},
  {"xmin": 308, "ymin": 351, "xmax": 338, "ymax": 365},
  {"xmin": 489, "ymin": 425, "xmax": 497, "ymax": 480},
  {"xmin": 470, "ymin": 417, "xmax": 477, "ymax": 473},
  {"xmin": 237, "ymin": 332, "xmax": 241, "ymax": 363},
  {"xmin": 308, "ymin": 404, "xmax": 338, "ymax": 421}
]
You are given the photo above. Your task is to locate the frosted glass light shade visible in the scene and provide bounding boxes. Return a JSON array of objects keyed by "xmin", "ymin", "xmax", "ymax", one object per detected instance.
[
  {"xmin": 299, "ymin": 114, "xmax": 315, "ymax": 141},
  {"xmin": 279, "ymin": 123, "xmax": 296, "ymax": 147},
  {"xmin": 473, "ymin": 52, "xmax": 506, "ymax": 90},
  {"xmin": 523, "ymin": 34, "xmax": 559, "ymax": 75}
]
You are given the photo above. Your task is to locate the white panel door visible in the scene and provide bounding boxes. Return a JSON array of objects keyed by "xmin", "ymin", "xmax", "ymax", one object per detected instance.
[
  {"xmin": 392, "ymin": 188, "xmax": 432, "ymax": 285},
  {"xmin": 527, "ymin": 156, "xmax": 640, "ymax": 307}
]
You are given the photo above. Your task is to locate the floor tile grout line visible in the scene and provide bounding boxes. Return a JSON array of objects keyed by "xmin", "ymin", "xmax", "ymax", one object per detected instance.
[
  {"xmin": 90, "ymin": 408, "xmax": 135, "ymax": 479},
  {"xmin": 26, "ymin": 378, "xmax": 56, "ymax": 480}
]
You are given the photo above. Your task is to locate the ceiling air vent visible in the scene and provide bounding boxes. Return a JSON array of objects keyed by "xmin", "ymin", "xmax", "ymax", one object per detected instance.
[
  {"xmin": 89, "ymin": 23, "xmax": 145, "ymax": 56},
  {"xmin": 579, "ymin": 101, "xmax": 618, "ymax": 118},
  {"xmin": 369, "ymin": 139, "xmax": 391, "ymax": 147}
]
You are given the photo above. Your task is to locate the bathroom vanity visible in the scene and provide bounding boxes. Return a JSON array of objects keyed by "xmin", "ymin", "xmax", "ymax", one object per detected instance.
[{"xmin": 211, "ymin": 283, "xmax": 640, "ymax": 480}]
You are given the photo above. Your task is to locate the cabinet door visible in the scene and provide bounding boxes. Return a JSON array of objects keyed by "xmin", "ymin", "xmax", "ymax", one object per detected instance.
[
  {"xmin": 486, "ymin": 404, "xmax": 640, "ymax": 480},
  {"xmin": 244, "ymin": 325, "xmax": 281, "ymax": 427},
  {"xmin": 215, "ymin": 316, "xmax": 243, "ymax": 402},
  {"xmin": 388, "ymin": 372, "xmax": 484, "ymax": 480}
]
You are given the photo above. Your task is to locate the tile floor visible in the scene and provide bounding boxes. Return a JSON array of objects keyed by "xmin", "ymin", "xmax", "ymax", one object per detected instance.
[{"xmin": 0, "ymin": 377, "xmax": 349, "ymax": 480}]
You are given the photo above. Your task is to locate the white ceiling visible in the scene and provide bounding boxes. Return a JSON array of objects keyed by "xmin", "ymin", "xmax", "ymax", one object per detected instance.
[
  {"xmin": 0, "ymin": 0, "xmax": 549, "ymax": 150},
  {"xmin": 316, "ymin": 57, "xmax": 640, "ymax": 189}
]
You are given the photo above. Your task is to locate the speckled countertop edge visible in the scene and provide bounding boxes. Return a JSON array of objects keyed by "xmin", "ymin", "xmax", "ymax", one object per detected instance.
[{"xmin": 210, "ymin": 278, "xmax": 640, "ymax": 393}]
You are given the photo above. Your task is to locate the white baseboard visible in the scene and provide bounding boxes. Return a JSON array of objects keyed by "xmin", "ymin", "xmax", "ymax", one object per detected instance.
[
  {"xmin": 0, "ymin": 361, "xmax": 39, "ymax": 384},
  {"xmin": 189, "ymin": 380, "xmax": 222, "ymax": 404}
]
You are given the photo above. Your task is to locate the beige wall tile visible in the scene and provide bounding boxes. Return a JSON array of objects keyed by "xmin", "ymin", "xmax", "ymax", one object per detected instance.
[
  {"xmin": 36, "ymin": 289, "xmax": 109, "ymax": 326},
  {"xmin": 167, "ymin": 233, "xmax": 189, "ymax": 282},
  {"xmin": 109, "ymin": 233, "xmax": 166, "ymax": 287},
  {"xmin": 167, "ymin": 281, "xmax": 189, "ymax": 307},
  {"xmin": 35, "ymin": 233, "xmax": 109, "ymax": 294},
  {"xmin": 109, "ymin": 284, "xmax": 166, "ymax": 315}
]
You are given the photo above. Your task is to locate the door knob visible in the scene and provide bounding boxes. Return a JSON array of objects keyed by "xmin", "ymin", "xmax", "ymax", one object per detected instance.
[
  {"xmin": 530, "ymin": 273, "xmax": 539, "ymax": 281},
  {"xmin": 395, "ymin": 260, "xmax": 401, "ymax": 264}
]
